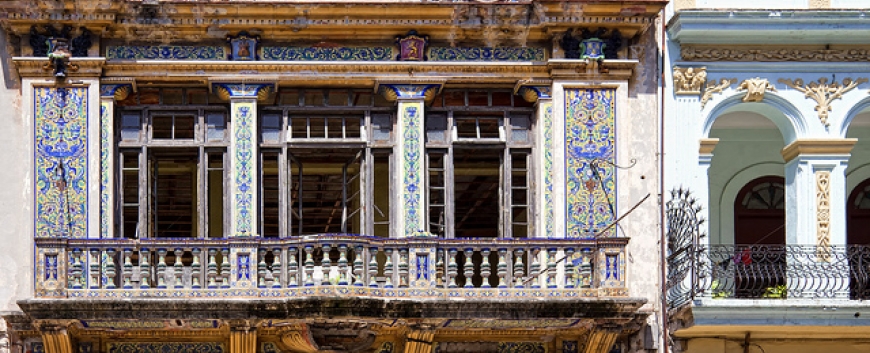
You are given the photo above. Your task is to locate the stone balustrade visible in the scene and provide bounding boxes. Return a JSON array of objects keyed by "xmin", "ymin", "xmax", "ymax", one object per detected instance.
[{"xmin": 34, "ymin": 235, "xmax": 629, "ymax": 299}]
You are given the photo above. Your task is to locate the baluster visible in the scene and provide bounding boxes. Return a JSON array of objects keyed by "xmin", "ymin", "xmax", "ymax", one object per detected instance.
[
  {"xmin": 447, "ymin": 248, "xmax": 458, "ymax": 288},
  {"xmin": 321, "ymin": 244, "xmax": 332, "ymax": 285},
  {"xmin": 480, "ymin": 248, "xmax": 491, "ymax": 288},
  {"xmin": 564, "ymin": 248, "xmax": 575, "ymax": 289},
  {"xmin": 173, "ymin": 248, "xmax": 184, "ymax": 289},
  {"xmin": 304, "ymin": 246, "xmax": 315, "ymax": 286},
  {"xmin": 368, "ymin": 247, "xmax": 379, "ymax": 287},
  {"xmin": 398, "ymin": 248, "xmax": 409, "ymax": 288},
  {"xmin": 513, "ymin": 248, "xmax": 525, "ymax": 288},
  {"xmin": 497, "ymin": 248, "xmax": 507, "ymax": 288},
  {"xmin": 220, "ymin": 248, "xmax": 230, "ymax": 288},
  {"xmin": 156, "ymin": 248, "xmax": 167, "ymax": 289},
  {"xmin": 89, "ymin": 249, "xmax": 100, "ymax": 289},
  {"xmin": 580, "ymin": 248, "xmax": 593, "ymax": 289},
  {"xmin": 287, "ymin": 247, "xmax": 299, "ymax": 287},
  {"xmin": 207, "ymin": 248, "xmax": 218, "ymax": 289},
  {"xmin": 70, "ymin": 248, "xmax": 82, "ymax": 289},
  {"xmin": 353, "ymin": 245, "xmax": 364, "ymax": 286},
  {"xmin": 258, "ymin": 249, "xmax": 268, "ymax": 288},
  {"xmin": 547, "ymin": 248, "xmax": 557, "ymax": 289},
  {"xmin": 338, "ymin": 244, "xmax": 349, "ymax": 286},
  {"xmin": 383, "ymin": 248, "xmax": 394, "ymax": 288},
  {"xmin": 105, "ymin": 248, "xmax": 117, "ymax": 289},
  {"xmin": 529, "ymin": 248, "xmax": 541, "ymax": 289},
  {"xmin": 435, "ymin": 249, "xmax": 445, "ymax": 287},
  {"xmin": 272, "ymin": 248, "xmax": 282, "ymax": 288},
  {"xmin": 123, "ymin": 248, "xmax": 133, "ymax": 289},
  {"xmin": 463, "ymin": 248, "xmax": 474, "ymax": 288},
  {"xmin": 139, "ymin": 248, "xmax": 150, "ymax": 289},
  {"xmin": 191, "ymin": 248, "xmax": 202, "ymax": 289}
]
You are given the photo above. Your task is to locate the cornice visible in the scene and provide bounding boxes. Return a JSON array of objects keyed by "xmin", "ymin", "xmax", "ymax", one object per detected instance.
[
  {"xmin": 13, "ymin": 58, "xmax": 106, "ymax": 78},
  {"xmin": 781, "ymin": 138, "xmax": 858, "ymax": 163}
]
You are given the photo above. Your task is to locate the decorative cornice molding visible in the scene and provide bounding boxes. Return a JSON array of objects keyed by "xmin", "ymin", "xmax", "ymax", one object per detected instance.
[
  {"xmin": 778, "ymin": 77, "xmax": 868, "ymax": 126},
  {"xmin": 737, "ymin": 77, "xmax": 776, "ymax": 103},
  {"xmin": 374, "ymin": 81, "xmax": 445, "ymax": 102},
  {"xmin": 681, "ymin": 45, "xmax": 870, "ymax": 62},
  {"xmin": 673, "ymin": 66, "xmax": 706, "ymax": 96},
  {"xmin": 514, "ymin": 79, "xmax": 553, "ymax": 103},
  {"xmin": 780, "ymin": 138, "xmax": 858, "ymax": 163},
  {"xmin": 700, "ymin": 78, "xmax": 735, "ymax": 108},
  {"xmin": 210, "ymin": 82, "xmax": 275, "ymax": 102},
  {"xmin": 13, "ymin": 57, "xmax": 105, "ymax": 78}
]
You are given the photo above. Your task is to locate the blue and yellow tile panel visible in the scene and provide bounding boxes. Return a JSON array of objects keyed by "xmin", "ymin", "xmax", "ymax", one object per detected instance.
[
  {"xmin": 261, "ymin": 46, "xmax": 393, "ymax": 61},
  {"xmin": 428, "ymin": 47, "xmax": 546, "ymax": 61},
  {"xmin": 106, "ymin": 46, "xmax": 227, "ymax": 60}
]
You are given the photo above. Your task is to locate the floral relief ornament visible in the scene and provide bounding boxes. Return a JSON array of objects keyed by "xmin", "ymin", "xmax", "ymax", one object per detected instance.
[
  {"xmin": 701, "ymin": 78, "xmax": 736, "ymax": 108},
  {"xmin": 737, "ymin": 77, "xmax": 776, "ymax": 102},
  {"xmin": 673, "ymin": 67, "xmax": 707, "ymax": 95},
  {"xmin": 778, "ymin": 77, "xmax": 868, "ymax": 126}
]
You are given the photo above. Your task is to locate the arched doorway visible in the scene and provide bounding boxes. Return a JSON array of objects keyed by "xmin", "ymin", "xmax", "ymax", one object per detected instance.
[
  {"xmin": 732, "ymin": 176, "xmax": 786, "ymax": 298},
  {"xmin": 847, "ymin": 179, "xmax": 870, "ymax": 299}
]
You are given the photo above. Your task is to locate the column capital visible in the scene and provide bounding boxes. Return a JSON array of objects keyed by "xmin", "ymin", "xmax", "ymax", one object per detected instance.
[
  {"xmin": 211, "ymin": 82, "xmax": 275, "ymax": 102},
  {"xmin": 375, "ymin": 81, "xmax": 443, "ymax": 102},
  {"xmin": 514, "ymin": 79, "xmax": 552, "ymax": 103},
  {"xmin": 99, "ymin": 82, "xmax": 134, "ymax": 100},
  {"xmin": 673, "ymin": 66, "xmax": 707, "ymax": 96},
  {"xmin": 781, "ymin": 138, "xmax": 857, "ymax": 163}
]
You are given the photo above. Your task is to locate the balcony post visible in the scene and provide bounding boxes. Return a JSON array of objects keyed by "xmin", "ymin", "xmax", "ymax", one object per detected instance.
[
  {"xmin": 515, "ymin": 82, "xmax": 554, "ymax": 238},
  {"xmin": 99, "ymin": 83, "xmax": 133, "ymax": 239},
  {"xmin": 376, "ymin": 81, "xmax": 443, "ymax": 238}
]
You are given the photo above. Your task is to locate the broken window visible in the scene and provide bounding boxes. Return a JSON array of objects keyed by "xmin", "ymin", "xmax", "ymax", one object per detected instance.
[
  {"xmin": 117, "ymin": 104, "xmax": 228, "ymax": 239},
  {"xmin": 260, "ymin": 88, "xmax": 393, "ymax": 238},
  {"xmin": 425, "ymin": 89, "xmax": 534, "ymax": 239}
]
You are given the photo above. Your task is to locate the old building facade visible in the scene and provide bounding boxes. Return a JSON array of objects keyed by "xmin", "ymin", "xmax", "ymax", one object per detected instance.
[
  {"xmin": 0, "ymin": 1, "xmax": 667, "ymax": 353},
  {"xmin": 665, "ymin": 1, "xmax": 870, "ymax": 353}
]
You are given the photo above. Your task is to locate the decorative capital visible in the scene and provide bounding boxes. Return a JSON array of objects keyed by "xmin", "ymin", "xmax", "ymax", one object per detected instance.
[
  {"xmin": 514, "ymin": 80, "xmax": 552, "ymax": 103},
  {"xmin": 779, "ymin": 77, "xmax": 867, "ymax": 126},
  {"xmin": 396, "ymin": 30, "xmax": 428, "ymax": 61},
  {"xmin": 100, "ymin": 84, "xmax": 133, "ymax": 101},
  {"xmin": 737, "ymin": 77, "xmax": 776, "ymax": 103},
  {"xmin": 375, "ymin": 82, "xmax": 443, "ymax": 102},
  {"xmin": 673, "ymin": 66, "xmax": 706, "ymax": 96},
  {"xmin": 780, "ymin": 138, "xmax": 857, "ymax": 162},
  {"xmin": 211, "ymin": 82, "xmax": 274, "ymax": 102}
]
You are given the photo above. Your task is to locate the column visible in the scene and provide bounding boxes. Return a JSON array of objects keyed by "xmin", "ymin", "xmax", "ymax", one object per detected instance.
[
  {"xmin": 99, "ymin": 83, "xmax": 132, "ymax": 239},
  {"xmin": 782, "ymin": 138, "xmax": 855, "ymax": 298},
  {"xmin": 697, "ymin": 138, "xmax": 718, "ymax": 240},
  {"xmin": 229, "ymin": 326, "xmax": 257, "ymax": 353},
  {"xmin": 516, "ymin": 81, "xmax": 553, "ymax": 238},
  {"xmin": 212, "ymin": 82, "xmax": 273, "ymax": 290}
]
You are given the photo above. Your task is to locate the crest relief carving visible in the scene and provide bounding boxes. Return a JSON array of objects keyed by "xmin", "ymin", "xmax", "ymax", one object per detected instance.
[
  {"xmin": 673, "ymin": 67, "xmax": 706, "ymax": 95},
  {"xmin": 737, "ymin": 78, "xmax": 777, "ymax": 102},
  {"xmin": 779, "ymin": 77, "xmax": 868, "ymax": 126}
]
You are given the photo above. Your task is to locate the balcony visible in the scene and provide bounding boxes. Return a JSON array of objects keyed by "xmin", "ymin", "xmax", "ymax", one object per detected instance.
[{"xmin": 35, "ymin": 235, "xmax": 630, "ymax": 300}]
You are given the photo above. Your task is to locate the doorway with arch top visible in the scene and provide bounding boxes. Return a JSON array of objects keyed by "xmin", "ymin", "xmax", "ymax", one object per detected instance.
[{"xmin": 733, "ymin": 176, "xmax": 786, "ymax": 298}]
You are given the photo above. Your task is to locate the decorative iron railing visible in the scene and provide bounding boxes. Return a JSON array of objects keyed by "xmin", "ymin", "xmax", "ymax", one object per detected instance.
[
  {"xmin": 668, "ymin": 244, "xmax": 870, "ymax": 306},
  {"xmin": 34, "ymin": 235, "xmax": 629, "ymax": 299}
]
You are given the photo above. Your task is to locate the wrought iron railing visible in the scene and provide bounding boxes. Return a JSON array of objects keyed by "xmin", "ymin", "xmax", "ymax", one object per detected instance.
[
  {"xmin": 34, "ymin": 235, "xmax": 629, "ymax": 299},
  {"xmin": 668, "ymin": 244, "xmax": 870, "ymax": 307}
]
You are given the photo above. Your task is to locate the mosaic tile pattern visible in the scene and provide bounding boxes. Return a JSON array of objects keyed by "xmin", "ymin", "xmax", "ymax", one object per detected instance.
[
  {"xmin": 497, "ymin": 342, "xmax": 546, "ymax": 353},
  {"xmin": 107, "ymin": 342, "xmax": 225, "ymax": 353},
  {"xmin": 106, "ymin": 46, "xmax": 227, "ymax": 60},
  {"xmin": 233, "ymin": 103, "xmax": 255, "ymax": 236},
  {"xmin": 99, "ymin": 101, "xmax": 110, "ymax": 238},
  {"xmin": 35, "ymin": 87, "xmax": 88, "ymax": 238},
  {"xmin": 443, "ymin": 319, "xmax": 578, "ymax": 329},
  {"xmin": 262, "ymin": 46, "xmax": 392, "ymax": 61},
  {"xmin": 542, "ymin": 101, "xmax": 554, "ymax": 238},
  {"xmin": 401, "ymin": 103, "xmax": 423, "ymax": 237},
  {"xmin": 565, "ymin": 89, "xmax": 616, "ymax": 238},
  {"xmin": 429, "ymin": 47, "xmax": 545, "ymax": 61}
]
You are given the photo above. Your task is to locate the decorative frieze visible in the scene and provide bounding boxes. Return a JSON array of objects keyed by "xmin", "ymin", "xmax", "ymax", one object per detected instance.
[
  {"xmin": 428, "ymin": 47, "xmax": 545, "ymax": 61},
  {"xmin": 105, "ymin": 46, "xmax": 227, "ymax": 60},
  {"xmin": 778, "ymin": 77, "xmax": 868, "ymax": 126},
  {"xmin": 737, "ymin": 78, "xmax": 776, "ymax": 103},
  {"xmin": 700, "ymin": 78, "xmax": 735, "ymax": 108},
  {"xmin": 261, "ymin": 46, "xmax": 393, "ymax": 61},
  {"xmin": 673, "ymin": 67, "xmax": 706, "ymax": 96},
  {"xmin": 681, "ymin": 45, "xmax": 870, "ymax": 62}
]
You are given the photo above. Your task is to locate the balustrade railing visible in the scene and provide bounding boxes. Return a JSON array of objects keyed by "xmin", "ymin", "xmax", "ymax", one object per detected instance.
[
  {"xmin": 668, "ymin": 244, "xmax": 870, "ymax": 305},
  {"xmin": 35, "ymin": 236, "xmax": 629, "ymax": 299}
]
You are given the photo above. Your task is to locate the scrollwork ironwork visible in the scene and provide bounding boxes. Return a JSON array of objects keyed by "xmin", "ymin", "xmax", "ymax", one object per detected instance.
[{"xmin": 665, "ymin": 188, "xmax": 705, "ymax": 309}]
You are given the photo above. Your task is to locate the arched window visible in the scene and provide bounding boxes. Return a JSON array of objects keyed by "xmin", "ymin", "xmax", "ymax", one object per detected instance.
[
  {"xmin": 734, "ymin": 176, "xmax": 786, "ymax": 245},
  {"xmin": 847, "ymin": 179, "xmax": 870, "ymax": 299}
]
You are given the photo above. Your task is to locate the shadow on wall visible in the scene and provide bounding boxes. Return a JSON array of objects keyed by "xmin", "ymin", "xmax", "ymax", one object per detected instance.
[{"xmin": 0, "ymin": 27, "xmax": 21, "ymax": 90}]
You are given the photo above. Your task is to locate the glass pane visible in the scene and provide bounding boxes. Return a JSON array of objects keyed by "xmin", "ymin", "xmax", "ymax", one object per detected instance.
[
  {"xmin": 425, "ymin": 114, "xmax": 446, "ymax": 143},
  {"xmin": 427, "ymin": 152, "xmax": 446, "ymax": 236},
  {"xmin": 373, "ymin": 152, "xmax": 391, "ymax": 237},
  {"xmin": 478, "ymin": 117, "xmax": 500, "ymax": 139},
  {"xmin": 121, "ymin": 114, "xmax": 140, "ymax": 141},
  {"xmin": 174, "ymin": 115, "xmax": 195, "ymax": 139},
  {"xmin": 372, "ymin": 114, "xmax": 392, "ymax": 142},
  {"xmin": 262, "ymin": 153, "xmax": 280, "ymax": 238},
  {"xmin": 206, "ymin": 113, "xmax": 226, "ymax": 142},
  {"xmin": 207, "ymin": 153, "xmax": 224, "ymax": 238},
  {"xmin": 153, "ymin": 149, "xmax": 197, "ymax": 238},
  {"xmin": 327, "ymin": 117, "xmax": 343, "ymax": 138},
  {"xmin": 309, "ymin": 116, "xmax": 326, "ymax": 138},
  {"xmin": 152, "ymin": 116, "xmax": 172, "ymax": 139},
  {"xmin": 455, "ymin": 117, "xmax": 477, "ymax": 139},
  {"xmin": 290, "ymin": 117, "xmax": 307, "ymax": 139},
  {"xmin": 453, "ymin": 149, "xmax": 500, "ymax": 238},
  {"xmin": 510, "ymin": 114, "xmax": 531, "ymax": 143},
  {"xmin": 261, "ymin": 113, "xmax": 281, "ymax": 143},
  {"xmin": 346, "ymin": 117, "xmax": 362, "ymax": 139}
]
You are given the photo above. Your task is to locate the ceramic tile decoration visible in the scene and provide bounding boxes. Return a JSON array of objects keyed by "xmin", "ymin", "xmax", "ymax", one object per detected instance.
[
  {"xmin": 261, "ymin": 47, "xmax": 393, "ymax": 61},
  {"xmin": 233, "ymin": 103, "xmax": 255, "ymax": 236},
  {"xmin": 402, "ymin": 104, "xmax": 423, "ymax": 237},
  {"xmin": 542, "ymin": 102, "xmax": 554, "ymax": 238},
  {"xmin": 35, "ymin": 87, "xmax": 88, "ymax": 238},
  {"xmin": 99, "ymin": 101, "xmax": 110, "ymax": 238},
  {"xmin": 105, "ymin": 46, "xmax": 227, "ymax": 60},
  {"xmin": 107, "ymin": 342, "xmax": 226, "ymax": 353},
  {"xmin": 565, "ymin": 88, "xmax": 616, "ymax": 239},
  {"xmin": 429, "ymin": 47, "xmax": 545, "ymax": 61},
  {"xmin": 497, "ymin": 342, "xmax": 546, "ymax": 353}
]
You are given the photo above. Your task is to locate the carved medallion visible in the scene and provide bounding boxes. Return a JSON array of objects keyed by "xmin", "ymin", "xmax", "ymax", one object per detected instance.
[
  {"xmin": 737, "ymin": 78, "xmax": 776, "ymax": 103},
  {"xmin": 396, "ymin": 30, "xmax": 428, "ymax": 61}
]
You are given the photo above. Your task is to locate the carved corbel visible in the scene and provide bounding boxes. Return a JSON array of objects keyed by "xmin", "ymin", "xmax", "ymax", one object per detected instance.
[
  {"xmin": 700, "ymin": 78, "xmax": 736, "ymax": 108},
  {"xmin": 737, "ymin": 77, "xmax": 776, "ymax": 102},
  {"xmin": 37, "ymin": 322, "xmax": 75, "ymax": 353},
  {"xmin": 779, "ymin": 77, "xmax": 868, "ymax": 126},
  {"xmin": 673, "ymin": 67, "xmax": 706, "ymax": 96}
]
